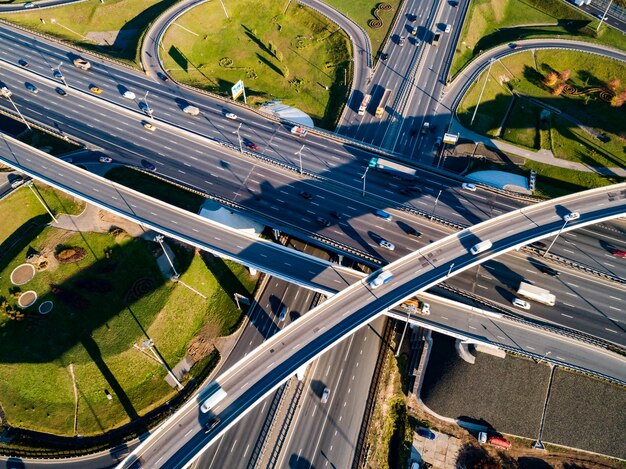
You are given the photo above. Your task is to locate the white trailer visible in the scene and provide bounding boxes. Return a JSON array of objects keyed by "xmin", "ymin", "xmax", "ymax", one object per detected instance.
[
  {"xmin": 369, "ymin": 157, "xmax": 417, "ymax": 177},
  {"xmin": 517, "ymin": 281, "xmax": 556, "ymax": 306},
  {"xmin": 200, "ymin": 387, "xmax": 227, "ymax": 413}
]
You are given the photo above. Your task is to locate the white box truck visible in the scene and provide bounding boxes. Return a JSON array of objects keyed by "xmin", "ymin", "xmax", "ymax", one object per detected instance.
[
  {"xmin": 369, "ymin": 271, "xmax": 393, "ymax": 289},
  {"xmin": 470, "ymin": 240, "xmax": 492, "ymax": 255},
  {"xmin": 517, "ymin": 281, "xmax": 556, "ymax": 306},
  {"xmin": 200, "ymin": 388, "xmax": 227, "ymax": 413}
]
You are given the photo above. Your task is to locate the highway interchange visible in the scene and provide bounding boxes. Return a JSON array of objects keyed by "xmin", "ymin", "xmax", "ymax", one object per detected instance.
[{"xmin": 0, "ymin": 0, "xmax": 624, "ymax": 467}]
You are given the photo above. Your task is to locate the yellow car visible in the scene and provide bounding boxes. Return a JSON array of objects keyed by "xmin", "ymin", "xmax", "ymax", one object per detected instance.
[
  {"xmin": 143, "ymin": 122, "xmax": 156, "ymax": 132},
  {"xmin": 89, "ymin": 86, "xmax": 103, "ymax": 95}
]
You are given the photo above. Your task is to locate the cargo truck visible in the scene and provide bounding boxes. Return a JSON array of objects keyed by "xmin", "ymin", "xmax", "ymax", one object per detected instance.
[
  {"xmin": 517, "ymin": 281, "xmax": 556, "ymax": 306},
  {"xmin": 358, "ymin": 94, "xmax": 371, "ymax": 116},
  {"xmin": 200, "ymin": 388, "xmax": 227, "ymax": 413},
  {"xmin": 401, "ymin": 298, "xmax": 430, "ymax": 315},
  {"xmin": 369, "ymin": 157, "xmax": 417, "ymax": 178},
  {"xmin": 375, "ymin": 89, "xmax": 392, "ymax": 118},
  {"xmin": 183, "ymin": 105, "xmax": 200, "ymax": 116},
  {"xmin": 72, "ymin": 58, "xmax": 91, "ymax": 71}
]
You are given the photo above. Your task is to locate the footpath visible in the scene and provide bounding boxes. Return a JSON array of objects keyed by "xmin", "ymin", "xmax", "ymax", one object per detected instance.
[{"xmin": 448, "ymin": 119, "xmax": 626, "ymax": 177}]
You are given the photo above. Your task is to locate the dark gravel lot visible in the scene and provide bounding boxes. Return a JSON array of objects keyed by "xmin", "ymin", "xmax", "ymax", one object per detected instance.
[
  {"xmin": 542, "ymin": 369, "xmax": 626, "ymax": 459},
  {"xmin": 421, "ymin": 334, "xmax": 550, "ymax": 437}
]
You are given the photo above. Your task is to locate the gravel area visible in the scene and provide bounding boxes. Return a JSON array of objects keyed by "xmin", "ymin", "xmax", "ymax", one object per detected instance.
[
  {"xmin": 542, "ymin": 369, "xmax": 626, "ymax": 459},
  {"xmin": 421, "ymin": 334, "xmax": 550, "ymax": 438}
]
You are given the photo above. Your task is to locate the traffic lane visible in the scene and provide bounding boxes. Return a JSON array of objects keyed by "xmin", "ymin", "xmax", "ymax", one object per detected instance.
[
  {"xmin": 449, "ymin": 256, "xmax": 626, "ymax": 344},
  {"xmin": 306, "ymin": 319, "xmax": 383, "ymax": 469}
]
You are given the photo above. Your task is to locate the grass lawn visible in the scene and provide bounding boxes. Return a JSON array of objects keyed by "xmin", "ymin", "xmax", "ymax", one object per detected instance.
[
  {"xmin": 323, "ymin": 0, "xmax": 402, "ymax": 58},
  {"xmin": 105, "ymin": 167, "xmax": 206, "ymax": 213},
  {"xmin": 0, "ymin": 0, "xmax": 177, "ymax": 64},
  {"xmin": 0, "ymin": 182, "xmax": 84, "ymax": 247},
  {"xmin": 160, "ymin": 0, "xmax": 352, "ymax": 129},
  {"xmin": 451, "ymin": 0, "xmax": 626, "ymax": 79},
  {"xmin": 0, "ymin": 188, "xmax": 257, "ymax": 435},
  {"xmin": 458, "ymin": 50, "xmax": 626, "ymax": 170}
]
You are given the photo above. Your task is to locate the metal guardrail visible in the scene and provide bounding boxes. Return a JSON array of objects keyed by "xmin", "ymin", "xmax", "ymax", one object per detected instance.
[{"xmin": 246, "ymin": 382, "xmax": 287, "ymax": 469}]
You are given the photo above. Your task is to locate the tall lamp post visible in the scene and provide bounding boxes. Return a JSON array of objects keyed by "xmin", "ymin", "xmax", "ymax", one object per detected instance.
[
  {"xmin": 6, "ymin": 93, "xmax": 31, "ymax": 130},
  {"xmin": 233, "ymin": 123, "xmax": 243, "ymax": 152},
  {"xmin": 430, "ymin": 189, "xmax": 442, "ymax": 220},
  {"xmin": 361, "ymin": 166, "xmax": 370, "ymax": 197},
  {"xmin": 154, "ymin": 234, "xmax": 179, "ymax": 279},
  {"xmin": 543, "ymin": 212, "xmax": 579, "ymax": 257},
  {"xmin": 142, "ymin": 339, "xmax": 183, "ymax": 390},
  {"xmin": 295, "ymin": 144, "xmax": 305, "ymax": 175}
]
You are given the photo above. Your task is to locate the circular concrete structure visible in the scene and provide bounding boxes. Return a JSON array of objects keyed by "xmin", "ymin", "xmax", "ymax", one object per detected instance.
[
  {"xmin": 18, "ymin": 291, "xmax": 37, "ymax": 308},
  {"xmin": 10, "ymin": 263, "xmax": 35, "ymax": 286},
  {"xmin": 38, "ymin": 301, "xmax": 54, "ymax": 315}
]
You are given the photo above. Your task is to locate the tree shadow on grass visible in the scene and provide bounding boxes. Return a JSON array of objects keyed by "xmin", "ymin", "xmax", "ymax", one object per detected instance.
[
  {"xmin": 0, "ymin": 215, "xmax": 49, "ymax": 266},
  {"xmin": 256, "ymin": 53, "xmax": 284, "ymax": 78}
]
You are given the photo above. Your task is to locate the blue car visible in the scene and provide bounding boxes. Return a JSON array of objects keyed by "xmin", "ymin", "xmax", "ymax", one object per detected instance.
[{"xmin": 417, "ymin": 427, "xmax": 436, "ymax": 440}]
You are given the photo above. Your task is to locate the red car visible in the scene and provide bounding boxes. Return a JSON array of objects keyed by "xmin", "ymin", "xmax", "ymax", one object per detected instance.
[
  {"xmin": 609, "ymin": 248, "xmax": 626, "ymax": 258},
  {"xmin": 245, "ymin": 141, "xmax": 259, "ymax": 151}
]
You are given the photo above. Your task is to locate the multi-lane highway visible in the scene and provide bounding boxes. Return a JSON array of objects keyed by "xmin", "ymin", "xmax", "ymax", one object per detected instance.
[
  {"xmin": 122, "ymin": 183, "xmax": 626, "ymax": 468},
  {"xmin": 2, "ymin": 23, "xmax": 626, "ymax": 348}
]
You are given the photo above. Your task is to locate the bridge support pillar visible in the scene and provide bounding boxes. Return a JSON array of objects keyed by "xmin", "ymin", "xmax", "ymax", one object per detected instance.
[
  {"xmin": 337, "ymin": 254, "xmax": 344, "ymax": 265},
  {"xmin": 295, "ymin": 363, "xmax": 308, "ymax": 381},
  {"xmin": 273, "ymin": 229, "xmax": 280, "ymax": 241}
]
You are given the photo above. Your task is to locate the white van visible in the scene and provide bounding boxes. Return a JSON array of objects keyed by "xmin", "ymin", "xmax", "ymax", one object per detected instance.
[
  {"xmin": 278, "ymin": 305, "xmax": 288, "ymax": 322},
  {"xmin": 369, "ymin": 271, "xmax": 393, "ymax": 289},
  {"xmin": 470, "ymin": 240, "xmax": 492, "ymax": 255}
]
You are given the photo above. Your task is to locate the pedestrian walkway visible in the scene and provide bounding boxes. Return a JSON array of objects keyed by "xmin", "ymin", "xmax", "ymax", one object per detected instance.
[{"xmin": 449, "ymin": 120, "xmax": 626, "ymax": 177}]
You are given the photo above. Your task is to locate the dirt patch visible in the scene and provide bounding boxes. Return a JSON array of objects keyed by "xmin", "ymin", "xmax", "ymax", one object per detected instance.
[
  {"xmin": 85, "ymin": 29, "xmax": 138, "ymax": 49},
  {"xmin": 10, "ymin": 263, "xmax": 35, "ymax": 286},
  {"xmin": 55, "ymin": 246, "xmax": 87, "ymax": 264},
  {"xmin": 187, "ymin": 322, "xmax": 221, "ymax": 363},
  {"xmin": 17, "ymin": 290, "xmax": 37, "ymax": 308}
]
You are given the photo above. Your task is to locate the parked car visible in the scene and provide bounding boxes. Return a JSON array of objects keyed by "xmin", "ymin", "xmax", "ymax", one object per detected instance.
[
  {"xmin": 462, "ymin": 183, "xmax": 477, "ymax": 192},
  {"xmin": 512, "ymin": 298, "xmax": 530, "ymax": 310},
  {"xmin": 375, "ymin": 209, "xmax": 392, "ymax": 222},
  {"xmin": 537, "ymin": 265, "xmax": 559, "ymax": 277},
  {"xmin": 245, "ymin": 140, "xmax": 259, "ymax": 151},
  {"xmin": 321, "ymin": 387, "xmax": 331, "ymax": 403},
  {"xmin": 204, "ymin": 417, "xmax": 221, "ymax": 433},
  {"xmin": 609, "ymin": 248, "xmax": 626, "ymax": 258},
  {"xmin": 316, "ymin": 217, "xmax": 331, "ymax": 227},
  {"xmin": 299, "ymin": 191, "xmax": 313, "ymax": 200},
  {"xmin": 141, "ymin": 160, "xmax": 157, "ymax": 172},
  {"xmin": 407, "ymin": 227, "xmax": 422, "ymax": 239},
  {"xmin": 25, "ymin": 82, "xmax": 38, "ymax": 94},
  {"xmin": 417, "ymin": 427, "xmax": 436, "ymax": 440},
  {"xmin": 379, "ymin": 239, "xmax": 395, "ymax": 251}
]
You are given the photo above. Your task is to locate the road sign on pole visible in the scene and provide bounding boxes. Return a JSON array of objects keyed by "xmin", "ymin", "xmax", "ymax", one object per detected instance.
[
  {"xmin": 231, "ymin": 80, "xmax": 246, "ymax": 103},
  {"xmin": 442, "ymin": 133, "xmax": 459, "ymax": 145}
]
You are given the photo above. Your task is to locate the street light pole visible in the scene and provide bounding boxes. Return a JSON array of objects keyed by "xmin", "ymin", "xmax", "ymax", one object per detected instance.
[
  {"xmin": 596, "ymin": 0, "xmax": 614, "ymax": 31},
  {"xmin": 543, "ymin": 213, "xmax": 578, "ymax": 257},
  {"xmin": 144, "ymin": 90, "xmax": 153, "ymax": 118},
  {"xmin": 361, "ymin": 166, "xmax": 370, "ymax": 197},
  {"xmin": 154, "ymin": 235, "xmax": 179, "ymax": 278},
  {"xmin": 233, "ymin": 123, "xmax": 243, "ymax": 152},
  {"xmin": 430, "ymin": 189, "xmax": 442, "ymax": 220},
  {"xmin": 395, "ymin": 306, "xmax": 412, "ymax": 357},
  {"xmin": 27, "ymin": 181, "xmax": 57, "ymax": 223},
  {"xmin": 537, "ymin": 350, "xmax": 551, "ymax": 365},
  {"xmin": 295, "ymin": 144, "xmax": 305, "ymax": 175},
  {"xmin": 142, "ymin": 339, "xmax": 183, "ymax": 390},
  {"xmin": 57, "ymin": 62, "xmax": 67, "ymax": 86},
  {"xmin": 447, "ymin": 262, "xmax": 455, "ymax": 277},
  {"xmin": 6, "ymin": 94, "xmax": 31, "ymax": 130},
  {"xmin": 470, "ymin": 58, "xmax": 494, "ymax": 127}
]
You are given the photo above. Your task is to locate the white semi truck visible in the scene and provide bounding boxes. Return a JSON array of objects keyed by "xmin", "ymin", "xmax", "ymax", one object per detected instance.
[
  {"xmin": 200, "ymin": 387, "xmax": 227, "ymax": 413},
  {"xmin": 517, "ymin": 281, "xmax": 556, "ymax": 306}
]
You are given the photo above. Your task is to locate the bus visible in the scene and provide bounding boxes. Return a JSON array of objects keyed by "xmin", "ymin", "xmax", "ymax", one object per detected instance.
[
  {"xmin": 358, "ymin": 94, "xmax": 371, "ymax": 116},
  {"xmin": 375, "ymin": 89, "xmax": 392, "ymax": 118}
]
